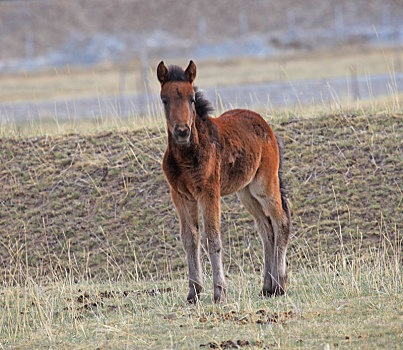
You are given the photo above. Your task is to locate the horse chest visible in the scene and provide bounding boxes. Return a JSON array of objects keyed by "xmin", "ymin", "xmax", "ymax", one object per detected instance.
[
  {"xmin": 163, "ymin": 158, "xmax": 197, "ymax": 199},
  {"xmin": 163, "ymin": 149, "xmax": 217, "ymax": 200},
  {"xmin": 167, "ymin": 168, "xmax": 202, "ymax": 198}
]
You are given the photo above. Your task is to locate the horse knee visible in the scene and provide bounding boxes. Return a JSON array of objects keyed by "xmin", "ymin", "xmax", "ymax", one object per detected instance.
[
  {"xmin": 181, "ymin": 228, "xmax": 198, "ymax": 248},
  {"xmin": 187, "ymin": 282, "xmax": 203, "ymax": 304}
]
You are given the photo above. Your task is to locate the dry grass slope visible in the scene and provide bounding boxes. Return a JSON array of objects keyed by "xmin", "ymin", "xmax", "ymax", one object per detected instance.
[
  {"xmin": 0, "ymin": 111, "xmax": 402, "ymax": 349},
  {"xmin": 1, "ymin": 112, "xmax": 401, "ymax": 283}
]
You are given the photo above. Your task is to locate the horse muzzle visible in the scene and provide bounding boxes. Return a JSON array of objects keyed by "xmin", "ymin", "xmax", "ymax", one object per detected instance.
[{"xmin": 173, "ymin": 125, "xmax": 191, "ymax": 145}]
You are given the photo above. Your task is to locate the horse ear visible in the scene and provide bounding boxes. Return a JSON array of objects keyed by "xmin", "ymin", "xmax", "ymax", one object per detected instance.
[
  {"xmin": 157, "ymin": 61, "xmax": 168, "ymax": 85},
  {"xmin": 185, "ymin": 60, "xmax": 196, "ymax": 83}
]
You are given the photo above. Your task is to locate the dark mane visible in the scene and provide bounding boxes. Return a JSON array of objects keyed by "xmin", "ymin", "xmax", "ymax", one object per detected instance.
[
  {"xmin": 194, "ymin": 87, "xmax": 214, "ymax": 120},
  {"xmin": 167, "ymin": 65, "xmax": 214, "ymax": 120}
]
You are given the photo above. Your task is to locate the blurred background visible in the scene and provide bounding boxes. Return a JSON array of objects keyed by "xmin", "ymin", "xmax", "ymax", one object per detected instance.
[{"xmin": 0, "ymin": 0, "xmax": 402, "ymax": 128}]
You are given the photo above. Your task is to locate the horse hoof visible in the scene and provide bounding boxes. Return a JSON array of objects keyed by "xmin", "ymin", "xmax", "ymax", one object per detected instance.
[
  {"xmin": 187, "ymin": 295, "xmax": 199, "ymax": 304},
  {"xmin": 214, "ymin": 294, "xmax": 227, "ymax": 303},
  {"xmin": 261, "ymin": 288, "xmax": 274, "ymax": 297},
  {"xmin": 186, "ymin": 291, "xmax": 201, "ymax": 304},
  {"xmin": 186, "ymin": 284, "xmax": 202, "ymax": 304},
  {"xmin": 272, "ymin": 285, "xmax": 286, "ymax": 296},
  {"xmin": 213, "ymin": 286, "xmax": 227, "ymax": 303},
  {"xmin": 261, "ymin": 285, "xmax": 286, "ymax": 297}
]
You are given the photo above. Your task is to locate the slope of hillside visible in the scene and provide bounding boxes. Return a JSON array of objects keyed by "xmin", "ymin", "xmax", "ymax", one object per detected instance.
[{"xmin": 0, "ymin": 112, "xmax": 402, "ymax": 283}]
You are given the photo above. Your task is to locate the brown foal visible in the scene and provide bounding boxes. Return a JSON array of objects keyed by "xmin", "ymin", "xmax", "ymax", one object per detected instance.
[{"xmin": 157, "ymin": 60, "xmax": 291, "ymax": 303}]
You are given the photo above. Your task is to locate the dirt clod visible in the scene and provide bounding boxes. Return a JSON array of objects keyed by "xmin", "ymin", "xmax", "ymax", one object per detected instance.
[{"xmin": 200, "ymin": 339, "xmax": 261, "ymax": 349}]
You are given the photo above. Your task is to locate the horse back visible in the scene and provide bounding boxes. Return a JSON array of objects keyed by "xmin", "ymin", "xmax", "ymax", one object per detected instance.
[{"xmin": 214, "ymin": 109, "xmax": 276, "ymax": 143}]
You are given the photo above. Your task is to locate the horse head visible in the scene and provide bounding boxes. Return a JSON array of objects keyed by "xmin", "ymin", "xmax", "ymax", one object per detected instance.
[{"xmin": 157, "ymin": 60, "xmax": 197, "ymax": 145}]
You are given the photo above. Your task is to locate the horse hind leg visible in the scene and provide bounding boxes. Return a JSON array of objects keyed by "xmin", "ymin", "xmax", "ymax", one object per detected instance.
[
  {"xmin": 272, "ymin": 198, "xmax": 291, "ymax": 295},
  {"xmin": 237, "ymin": 187, "xmax": 275, "ymax": 296},
  {"xmin": 270, "ymin": 214, "xmax": 290, "ymax": 296},
  {"xmin": 249, "ymin": 176, "xmax": 291, "ymax": 296}
]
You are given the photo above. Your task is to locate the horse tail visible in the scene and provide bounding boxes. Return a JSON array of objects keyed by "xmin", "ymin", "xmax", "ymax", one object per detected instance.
[{"xmin": 275, "ymin": 134, "xmax": 289, "ymax": 213}]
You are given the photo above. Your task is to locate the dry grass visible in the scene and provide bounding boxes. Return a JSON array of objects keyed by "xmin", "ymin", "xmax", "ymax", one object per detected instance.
[
  {"xmin": 1, "ymin": 45, "xmax": 401, "ymax": 103},
  {"xmin": 0, "ymin": 243, "xmax": 401, "ymax": 349}
]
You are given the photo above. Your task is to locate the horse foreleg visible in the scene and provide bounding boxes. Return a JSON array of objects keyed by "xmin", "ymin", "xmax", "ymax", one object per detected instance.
[
  {"xmin": 200, "ymin": 192, "xmax": 227, "ymax": 303},
  {"xmin": 171, "ymin": 188, "xmax": 202, "ymax": 303}
]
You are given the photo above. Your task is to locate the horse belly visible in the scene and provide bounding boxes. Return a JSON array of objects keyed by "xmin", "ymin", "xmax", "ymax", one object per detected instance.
[{"xmin": 220, "ymin": 152, "xmax": 259, "ymax": 196}]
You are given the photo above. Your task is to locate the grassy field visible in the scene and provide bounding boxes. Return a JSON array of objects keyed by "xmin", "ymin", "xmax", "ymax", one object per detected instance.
[
  {"xmin": 1, "ymin": 45, "xmax": 402, "ymax": 103},
  {"xmin": 0, "ymin": 102, "xmax": 402, "ymax": 348},
  {"xmin": 1, "ymin": 260, "xmax": 401, "ymax": 349}
]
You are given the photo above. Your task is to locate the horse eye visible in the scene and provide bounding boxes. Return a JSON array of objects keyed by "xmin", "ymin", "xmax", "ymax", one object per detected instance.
[
  {"xmin": 190, "ymin": 97, "xmax": 196, "ymax": 104},
  {"xmin": 162, "ymin": 98, "xmax": 168, "ymax": 105}
]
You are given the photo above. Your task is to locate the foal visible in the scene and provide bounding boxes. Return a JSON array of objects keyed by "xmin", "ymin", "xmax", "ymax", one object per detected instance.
[{"xmin": 157, "ymin": 61, "xmax": 291, "ymax": 303}]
